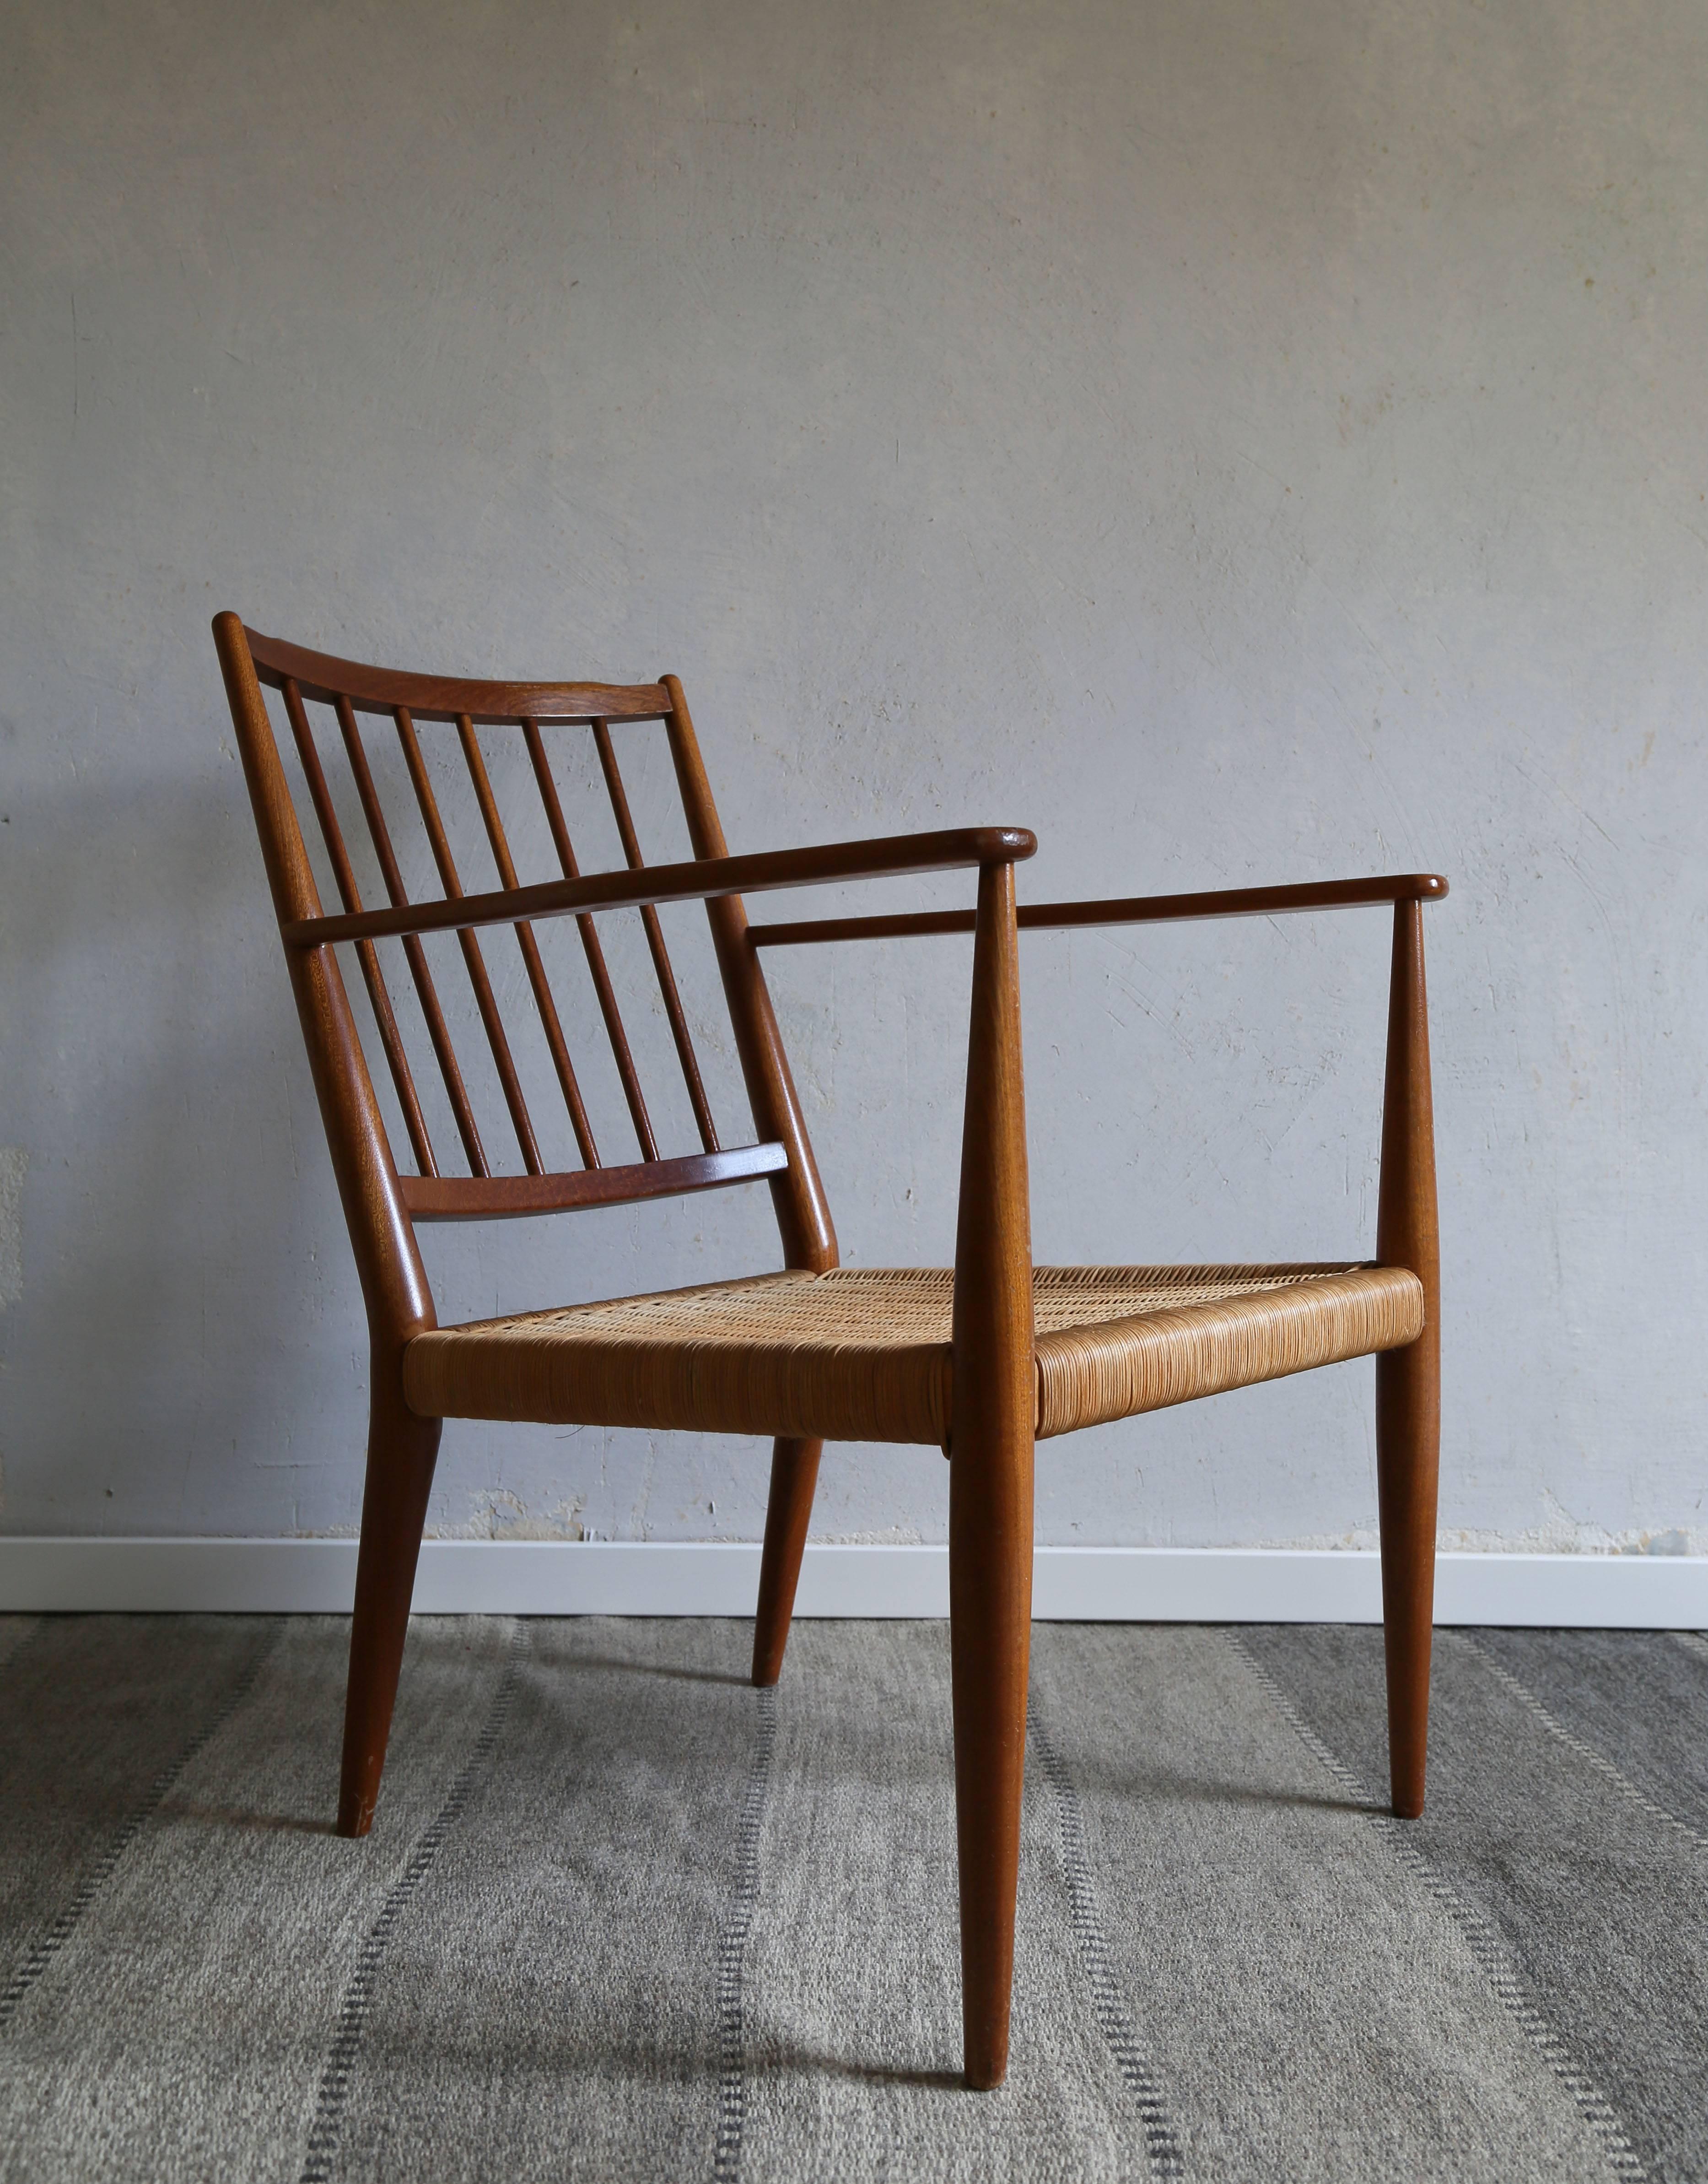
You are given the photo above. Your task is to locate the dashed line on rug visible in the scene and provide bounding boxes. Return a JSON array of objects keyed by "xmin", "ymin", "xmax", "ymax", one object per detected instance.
[
  {"xmin": 0, "ymin": 1618, "xmax": 284, "ymax": 2033},
  {"xmin": 1226, "ymin": 1632, "xmax": 1648, "ymax": 2184},
  {"xmin": 1029, "ymin": 1696, "xmax": 1186, "ymax": 2180},
  {"xmin": 297, "ymin": 1621, "xmax": 528, "ymax": 2184},
  {"xmin": 1461, "ymin": 1635, "xmax": 1708, "ymax": 1856},
  {"xmin": 713, "ymin": 1684, "xmax": 777, "ymax": 2184}
]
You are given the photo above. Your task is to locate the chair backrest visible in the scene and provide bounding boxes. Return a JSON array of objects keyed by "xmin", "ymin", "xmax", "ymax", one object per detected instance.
[{"xmin": 212, "ymin": 615, "xmax": 835, "ymax": 1347}]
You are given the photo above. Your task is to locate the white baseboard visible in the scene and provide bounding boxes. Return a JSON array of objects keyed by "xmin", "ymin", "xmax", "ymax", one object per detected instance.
[{"xmin": 0, "ymin": 1538, "xmax": 1703, "ymax": 1627}]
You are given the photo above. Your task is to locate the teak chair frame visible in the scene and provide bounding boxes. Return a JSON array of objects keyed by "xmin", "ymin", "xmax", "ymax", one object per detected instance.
[{"xmin": 214, "ymin": 613, "xmax": 1444, "ymax": 2091}]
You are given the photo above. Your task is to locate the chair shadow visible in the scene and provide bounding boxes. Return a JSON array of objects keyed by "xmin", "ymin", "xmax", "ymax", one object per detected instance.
[
  {"xmin": 1057, "ymin": 1759, "xmax": 1379, "ymax": 1818},
  {"xmin": 166, "ymin": 1802, "xmax": 339, "ymax": 1836},
  {"xmin": 750, "ymin": 2047, "xmax": 964, "ymax": 2092},
  {"xmin": 1169, "ymin": 1780, "xmax": 1380, "ymax": 1818},
  {"xmin": 542, "ymin": 1650, "xmax": 752, "ymax": 1690},
  {"xmin": 172, "ymin": 1654, "xmax": 757, "ymax": 1837}
]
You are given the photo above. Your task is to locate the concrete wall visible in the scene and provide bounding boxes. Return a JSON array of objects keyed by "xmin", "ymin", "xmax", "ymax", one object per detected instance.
[{"xmin": 3, "ymin": 0, "xmax": 1704, "ymax": 1553}]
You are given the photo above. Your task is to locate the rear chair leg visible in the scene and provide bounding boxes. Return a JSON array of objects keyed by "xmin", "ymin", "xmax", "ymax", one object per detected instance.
[
  {"xmin": 338, "ymin": 1386, "xmax": 442, "ymax": 1837},
  {"xmin": 752, "ymin": 1436, "xmax": 823, "ymax": 1686}
]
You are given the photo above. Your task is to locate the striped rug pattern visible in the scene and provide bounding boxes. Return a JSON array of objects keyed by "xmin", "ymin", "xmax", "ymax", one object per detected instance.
[{"xmin": 0, "ymin": 1614, "xmax": 1702, "ymax": 2181}]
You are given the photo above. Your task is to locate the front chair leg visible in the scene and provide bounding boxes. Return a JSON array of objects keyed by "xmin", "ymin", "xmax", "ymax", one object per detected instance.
[
  {"xmin": 1376, "ymin": 1339, "xmax": 1439, "ymax": 1817},
  {"xmin": 752, "ymin": 1435, "xmax": 824, "ymax": 1686},
  {"xmin": 338, "ymin": 1384, "xmax": 442, "ymax": 1838},
  {"xmin": 948, "ymin": 855, "xmax": 1035, "ymax": 2090},
  {"xmin": 1374, "ymin": 896, "xmax": 1441, "ymax": 1820},
  {"xmin": 949, "ymin": 1418, "xmax": 1034, "ymax": 2090}
]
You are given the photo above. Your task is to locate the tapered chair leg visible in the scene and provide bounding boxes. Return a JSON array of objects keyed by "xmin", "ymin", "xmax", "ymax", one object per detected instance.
[
  {"xmin": 752, "ymin": 1435, "xmax": 823, "ymax": 1686},
  {"xmin": 1375, "ymin": 898, "xmax": 1440, "ymax": 1821},
  {"xmin": 1377, "ymin": 1339, "xmax": 1439, "ymax": 1818},
  {"xmin": 949, "ymin": 1422, "xmax": 1034, "ymax": 2091},
  {"xmin": 948, "ymin": 855, "xmax": 1035, "ymax": 2090},
  {"xmin": 338, "ymin": 1387, "xmax": 442, "ymax": 1838}
]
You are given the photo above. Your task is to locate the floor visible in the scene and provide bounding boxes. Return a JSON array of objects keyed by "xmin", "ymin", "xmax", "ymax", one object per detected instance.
[{"xmin": 0, "ymin": 1614, "xmax": 1703, "ymax": 2181}]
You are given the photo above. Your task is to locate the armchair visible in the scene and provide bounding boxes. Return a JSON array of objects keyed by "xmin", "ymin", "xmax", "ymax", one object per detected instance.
[{"xmin": 214, "ymin": 615, "xmax": 1443, "ymax": 2089}]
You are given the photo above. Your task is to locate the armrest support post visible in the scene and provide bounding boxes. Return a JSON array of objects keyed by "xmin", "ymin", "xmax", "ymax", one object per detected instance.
[{"xmin": 1374, "ymin": 899, "xmax": 1441, "ymax": 1819}]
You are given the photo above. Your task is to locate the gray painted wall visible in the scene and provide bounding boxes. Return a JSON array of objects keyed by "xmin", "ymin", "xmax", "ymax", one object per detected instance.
[{"xmin": 3, "ymin": 0, "xmax": 1704, "ymax": 1553}]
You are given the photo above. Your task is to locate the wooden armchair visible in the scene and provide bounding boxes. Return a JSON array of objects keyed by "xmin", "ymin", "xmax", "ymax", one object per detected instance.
[{"xmin": 213, "ymin": 614, "xmax": 1444, "ymax": 2090}]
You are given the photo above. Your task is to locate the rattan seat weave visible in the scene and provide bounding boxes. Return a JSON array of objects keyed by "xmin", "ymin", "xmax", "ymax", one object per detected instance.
[{"xmin": 404, "ymin": 1262, "xmax": 1424, "ymax": 1447}]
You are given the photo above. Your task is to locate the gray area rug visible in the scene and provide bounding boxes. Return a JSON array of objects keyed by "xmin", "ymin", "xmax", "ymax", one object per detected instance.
[{"xmin": 0, "ymin": 1613, "xmax": 1703, "ymax": 2181}]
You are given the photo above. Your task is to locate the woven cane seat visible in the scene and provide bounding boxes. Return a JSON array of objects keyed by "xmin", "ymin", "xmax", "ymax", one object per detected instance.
[{"xmin": 404, "ymin": 1262, "xmax": 1423, "ymax": 1447}]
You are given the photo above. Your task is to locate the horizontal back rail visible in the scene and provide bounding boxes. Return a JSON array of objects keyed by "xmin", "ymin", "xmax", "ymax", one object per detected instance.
[
  {"xmin": 246, "ymin": 627, "xmax": 669, "ymax": 726},
  {"xmin": 399, "ymin": 1143, "xmax": 790, "ymax": 1222},
  {"xmin": 745, "ymin": 873, "xmax": 1450, "ymax": 950}
]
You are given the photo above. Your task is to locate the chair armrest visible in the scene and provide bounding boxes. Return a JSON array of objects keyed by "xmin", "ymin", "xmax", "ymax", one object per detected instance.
[
  {"xmin": 280, "ymin": 825, "xmax": 1036, "ymax": 949},
  {"xmin": 745, "ymin": 872, "xmax": 1448, "ymax": 948}
]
